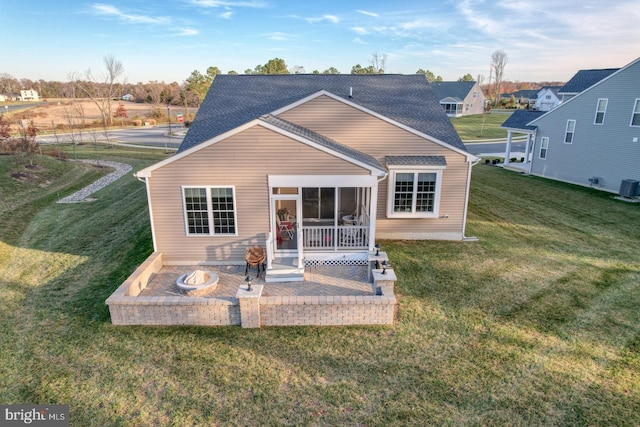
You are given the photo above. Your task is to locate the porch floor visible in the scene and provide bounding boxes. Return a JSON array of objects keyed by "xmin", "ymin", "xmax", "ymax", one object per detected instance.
[{"xmin": 139, "ymin": 264, "xmax": 373, "ymax": 299}]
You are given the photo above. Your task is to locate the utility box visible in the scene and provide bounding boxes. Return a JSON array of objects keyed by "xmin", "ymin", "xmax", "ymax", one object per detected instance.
[{"xmin": 619, "ymin": 179, "xmax": 640, "ymax": 198}]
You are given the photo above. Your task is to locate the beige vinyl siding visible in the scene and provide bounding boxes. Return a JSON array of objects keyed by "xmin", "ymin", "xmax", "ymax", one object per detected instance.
[
  {"xmin": 149, "ymin": 125, "xmax": 369, "ymax": 263},
  {"xmin": 280, "ymin": 96, "xmax": 471, "ymax": 238}
]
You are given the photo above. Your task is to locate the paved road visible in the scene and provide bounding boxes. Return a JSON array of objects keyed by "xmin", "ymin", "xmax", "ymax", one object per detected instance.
[
  {"xmin": 36, "ymin": 124, "xmax": 526, "ymax": 156},
  {"xmin": 37, "ymin": 125, "xmax": 185, "ymax": 149},
  {"xmin": 464, "ymin": 140, "xmax": 526, "ymax": 156},
  {"xmin": 2, "ymin": 102, "xmax": 45, "ymax": 115}
]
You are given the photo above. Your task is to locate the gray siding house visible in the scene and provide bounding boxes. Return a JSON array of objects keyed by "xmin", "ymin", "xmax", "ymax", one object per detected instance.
[{"xmin": 525, "ymin": 57, "xmax": 640, "ymax": 194}]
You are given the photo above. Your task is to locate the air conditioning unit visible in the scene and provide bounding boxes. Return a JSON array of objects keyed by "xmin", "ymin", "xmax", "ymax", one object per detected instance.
[{"xmin": 619, "ymin": 179, "xmax": 640, "ymax": 198}]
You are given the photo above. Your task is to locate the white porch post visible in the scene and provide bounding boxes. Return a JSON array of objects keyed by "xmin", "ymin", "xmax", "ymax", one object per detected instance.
[
  {"xmin": 504, "ymin": 130, "xmax": 512, "ymax": 165},
  {"xmin": 524, "ymin": 133, "xmax": 531, "ymax": 165},
  {"xmin": 368, "ymin": 183, "xmax": 379, "ymax": 251}
]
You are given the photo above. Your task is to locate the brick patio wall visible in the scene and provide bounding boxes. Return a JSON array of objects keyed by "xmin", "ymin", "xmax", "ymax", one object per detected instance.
[
  {"xmin": 106, "ymin": 252, "xmax": 397, "ymax": 327},
  {"xmin": 259, "ymin": 294, "xmax": 396, "ymax": 326},
  {"xmin": 108, "ymin": 297, "xmax": 240, "ymax": 326},
  {"xmin": 106, "ymin": 252, "xmax": 241, "ymax": 326}
]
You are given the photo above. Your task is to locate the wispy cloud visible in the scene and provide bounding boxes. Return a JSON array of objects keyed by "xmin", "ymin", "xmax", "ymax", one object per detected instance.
[
  {"xmin": 353, "ymin": 37, "xmax": 366, "ymax": 45},
  {"xmin": 175, "ymin": 28, "xmax": 199, "ymax": 36},
  {"xmin": 265, "ymin": 32, "xmax": 295, "ymax": 41},
  {"xmin": 356, "ymin": 10, "xmax": 378, "ymax": 18},
  {"xmin": 186, "ymin": 0, "xmax": 268, "ymax": 8},
  {"xmin": 400, "ymin": 18, "xmax": 447, "ymax": 31},
  {"xmin": 350, "ymin": 27, "xmax": 369, "ymax": 35},
  {"xmin": 90, "ymin": 3, "xmax": 170, "ymax": 25},
  {"xmin": 290, "ymin": 14, "xmax": 339, "ymax": 24},
  {"xmin": 220, "ymin": 11, "xmax": 233, "ymax": 19}
]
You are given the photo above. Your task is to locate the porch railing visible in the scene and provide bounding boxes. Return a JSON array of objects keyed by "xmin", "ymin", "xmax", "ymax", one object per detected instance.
[{"xmin": 302, "ymin": 225, "xmax": 369, "ymax": 250}]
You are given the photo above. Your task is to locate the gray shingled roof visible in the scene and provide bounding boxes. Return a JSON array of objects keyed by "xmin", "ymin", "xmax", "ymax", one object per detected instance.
[
  {"xmin": 259, "ymin": 114, "xmax": 385, "ymax": 173},
  {"xmin": 500, "ymin": 110, "xmax": 545, "ymax": 131},
  {"xmin": 179, "ymin": 74, "xmax": 465, "ymax": 153},
  {"xmin": 559, "ymin": 68, "xmax": 619, "ymax": 94},
  {"xmin": 501, "ymin": 90, "xmax": 539, "ymax": 100},
  {"xmin": 430, "ymin": 81, "xmax": 476, "ymax": 103},
  {"xmin": 386, "ymin": 156, "xmax": 447, "ymax": 167}
]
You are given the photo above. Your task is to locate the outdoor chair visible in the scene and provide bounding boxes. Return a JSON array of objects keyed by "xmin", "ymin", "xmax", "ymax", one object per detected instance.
[
  {"xmin": 244, "ymin": 246, "xmax": 266, "ymax": 278},
  {"xmin": 276, "ymin": 216, "xmax": 294, "ymax": 240}
]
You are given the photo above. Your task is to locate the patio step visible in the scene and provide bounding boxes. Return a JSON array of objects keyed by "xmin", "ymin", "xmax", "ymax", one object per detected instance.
[{"xmin": 266, "ymin": 257, "xmax": 304, "ymax": 283}]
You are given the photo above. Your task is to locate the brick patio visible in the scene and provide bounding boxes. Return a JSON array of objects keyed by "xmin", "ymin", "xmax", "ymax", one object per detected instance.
[
  {"xmin": 106, "ymin": 252, "xmax": 397, "ymax": 328},
  {"xmin": 140, "ymin": 264, "xmax": 375, "ymax": 298}
]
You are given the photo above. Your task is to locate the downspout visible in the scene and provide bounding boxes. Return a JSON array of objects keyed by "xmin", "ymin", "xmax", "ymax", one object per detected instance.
[
  {"xmin": 135, "ymin": 174, "xmax": 158, "ymax": 252},
  {"xmin": 369, "ymin": 171, "xmax": 388, "ymax": 251},
  {"xmin": 462, "ymin": 157, "xmax": 481, "ymax": 241}
]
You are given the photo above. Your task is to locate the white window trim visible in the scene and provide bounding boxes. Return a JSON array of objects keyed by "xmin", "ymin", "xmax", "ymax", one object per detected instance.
[
  {"xmin": 564, "ymin": 120, "xmax": 576, "ymax": 144},
  {"xmin": 539, "ymin": 136, "xmax": 549, "ymax": 160},
  {"xmin": 386, "ymin": 167, "xmax": 444, "ymax": 218},
  {"xmin": 631, "ymin": 98, "xmax": 640, "ymax": 127},
  {"xmin": 182, "ymin": 185, "xmax": 238, "ymax": 237},
  {"xmin": 594, "ymin": 98, "xmax": 608, "ymax": 125}
]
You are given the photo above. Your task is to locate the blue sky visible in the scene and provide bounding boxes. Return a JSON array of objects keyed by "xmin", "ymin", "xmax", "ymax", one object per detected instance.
[{"xmin": 3, "ymin": 0, "xmax": 639, "ymax": 84}]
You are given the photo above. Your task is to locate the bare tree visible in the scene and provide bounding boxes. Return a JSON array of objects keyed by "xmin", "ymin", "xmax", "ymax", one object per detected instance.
[
  {"xmin": 370, "ymin": 52, "xmax": 387, "ymax": 74},
  {"xmin": 69, "ymin": 54, "xmax": 124, "ymax": 140},
  {"xmin": 490, "ymin": 50, "xmax": 508, "ymax": 106},
  {"xmin": 0, "ymin": 73, "xmax": 20, "ymax": 97},
  {"xmin": 63, "ymin": 105, "xmax": 82, "ymax": 159}
]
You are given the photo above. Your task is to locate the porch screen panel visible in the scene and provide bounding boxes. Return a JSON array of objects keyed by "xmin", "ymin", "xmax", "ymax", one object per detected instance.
[
  {"xmin": 416, "ymin": 172, "xmax": 436, "ymax": 212},
  {"xmin": 211, "ymin": 188, "xmax": 236, "ymax": 234},
  {"xmin": 320, "ymin": 188, "xmax": 335, "ymax": 219},
  {"xmin": 302, "ymin": 187, "xmax": 335, "ymax": 219},
  {"xmin": 302, "ymin": 188, "xmax": 319, "ymax": 218},
  {"xmin": 184, "ymin": 188, "xmax": 209, "ymax": 234},
  {"xmin": 394, "ymin": 173, "xmax": 414, "ymax": 213}
]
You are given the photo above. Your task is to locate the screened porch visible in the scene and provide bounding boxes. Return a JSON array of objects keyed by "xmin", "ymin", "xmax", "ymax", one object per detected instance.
[{"xmin": 273, "ymin": 186, "xmax": 374, "ymax": 251}]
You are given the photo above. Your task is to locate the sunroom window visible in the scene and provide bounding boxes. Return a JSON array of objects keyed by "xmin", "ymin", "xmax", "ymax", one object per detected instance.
[
  {"xmin": 387, "ymin": 169, "xmax": 442, "ymax": 218},
  {"xmin": 183, "ymin": 186, "xmax": 237, "ymax": 236}
]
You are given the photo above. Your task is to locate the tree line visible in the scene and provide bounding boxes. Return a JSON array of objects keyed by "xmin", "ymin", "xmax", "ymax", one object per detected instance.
[
  {"xmin": 0, "ymin": 54, "xmax": 477, "ymax": 108},
  {"xmin": 1, "ymin": 51, "xmax": 557, "ymax": 119}
]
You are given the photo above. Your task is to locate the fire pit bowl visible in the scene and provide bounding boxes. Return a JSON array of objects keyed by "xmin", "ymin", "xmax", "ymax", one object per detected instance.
[{"xmin": 176, "ymin": 270, "xmax": 219, "ymax": 297}]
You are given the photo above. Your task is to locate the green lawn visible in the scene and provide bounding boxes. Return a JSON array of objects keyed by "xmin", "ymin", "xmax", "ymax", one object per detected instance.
[
  {"xmin": 1, "ymin": 148, "xmax": 639, "ymax": 426},
  {"xmin": 450, "ymin": 112, "xmax": 512, "ymax": 140}
]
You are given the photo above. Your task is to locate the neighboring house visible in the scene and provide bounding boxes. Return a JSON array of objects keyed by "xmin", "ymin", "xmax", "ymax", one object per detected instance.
[
  {"xmin": 0, "ymin": 94, "xmax": 6, "ymax": 102},
  {"xmin": 534, "ymin": 86, "xmax": 562, "ymax": 111},
  {"xmin": 20, "ymin": 89, "xmax": 39, "ymax": 101},
  {"xmin": 502, "ymin": 57, "xmax": 640, "ymax": 196},
  {"xmin": 501, "ymin": 89, "xmax": 539, "ymax": 108},
  {"xmin": 133, "ymin": 75, "xmax": 479, "ymax": 282},
  {"xmin": 557, "ymin": 68, "xmax": 618, "ymax": 102},
  {"xmin": 430, "ymin": 81, "xmax": 487, "ymax": 117},
  {"xmin": 500, "ymin": 109, "xmax": 545, "ymax": 169}
]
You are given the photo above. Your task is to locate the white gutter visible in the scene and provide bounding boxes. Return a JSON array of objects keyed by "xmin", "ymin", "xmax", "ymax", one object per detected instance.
[
  {"xmin": 136, "ymin": 175, "xmax": 158, "ymax": 252},
  {"xmin": 462, "ymin": 157, "xmax": 481, "ymax": 241}
]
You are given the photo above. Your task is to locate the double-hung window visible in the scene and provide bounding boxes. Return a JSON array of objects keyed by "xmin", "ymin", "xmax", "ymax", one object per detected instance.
[
  {"xmin": 386, "ymin": 159, "xmax": 444, "ymax": 218},
  {"xmin": 594, "ymin": 99, "xmax": 608, "ymax": 125},
  {"xmin": 564, "ymin": 120, "xmax": 576, "ymax": 144},
  {"xmin": 539, "ymin": 137, "xmax": 549, "ymax": 159},
  {"xmin": 631, "ymin": 99, "xmax": 640, "ymax": 127},
  {"xmin": 183, "ymin": 186, "xmax": 237, "ymax": 236}
]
